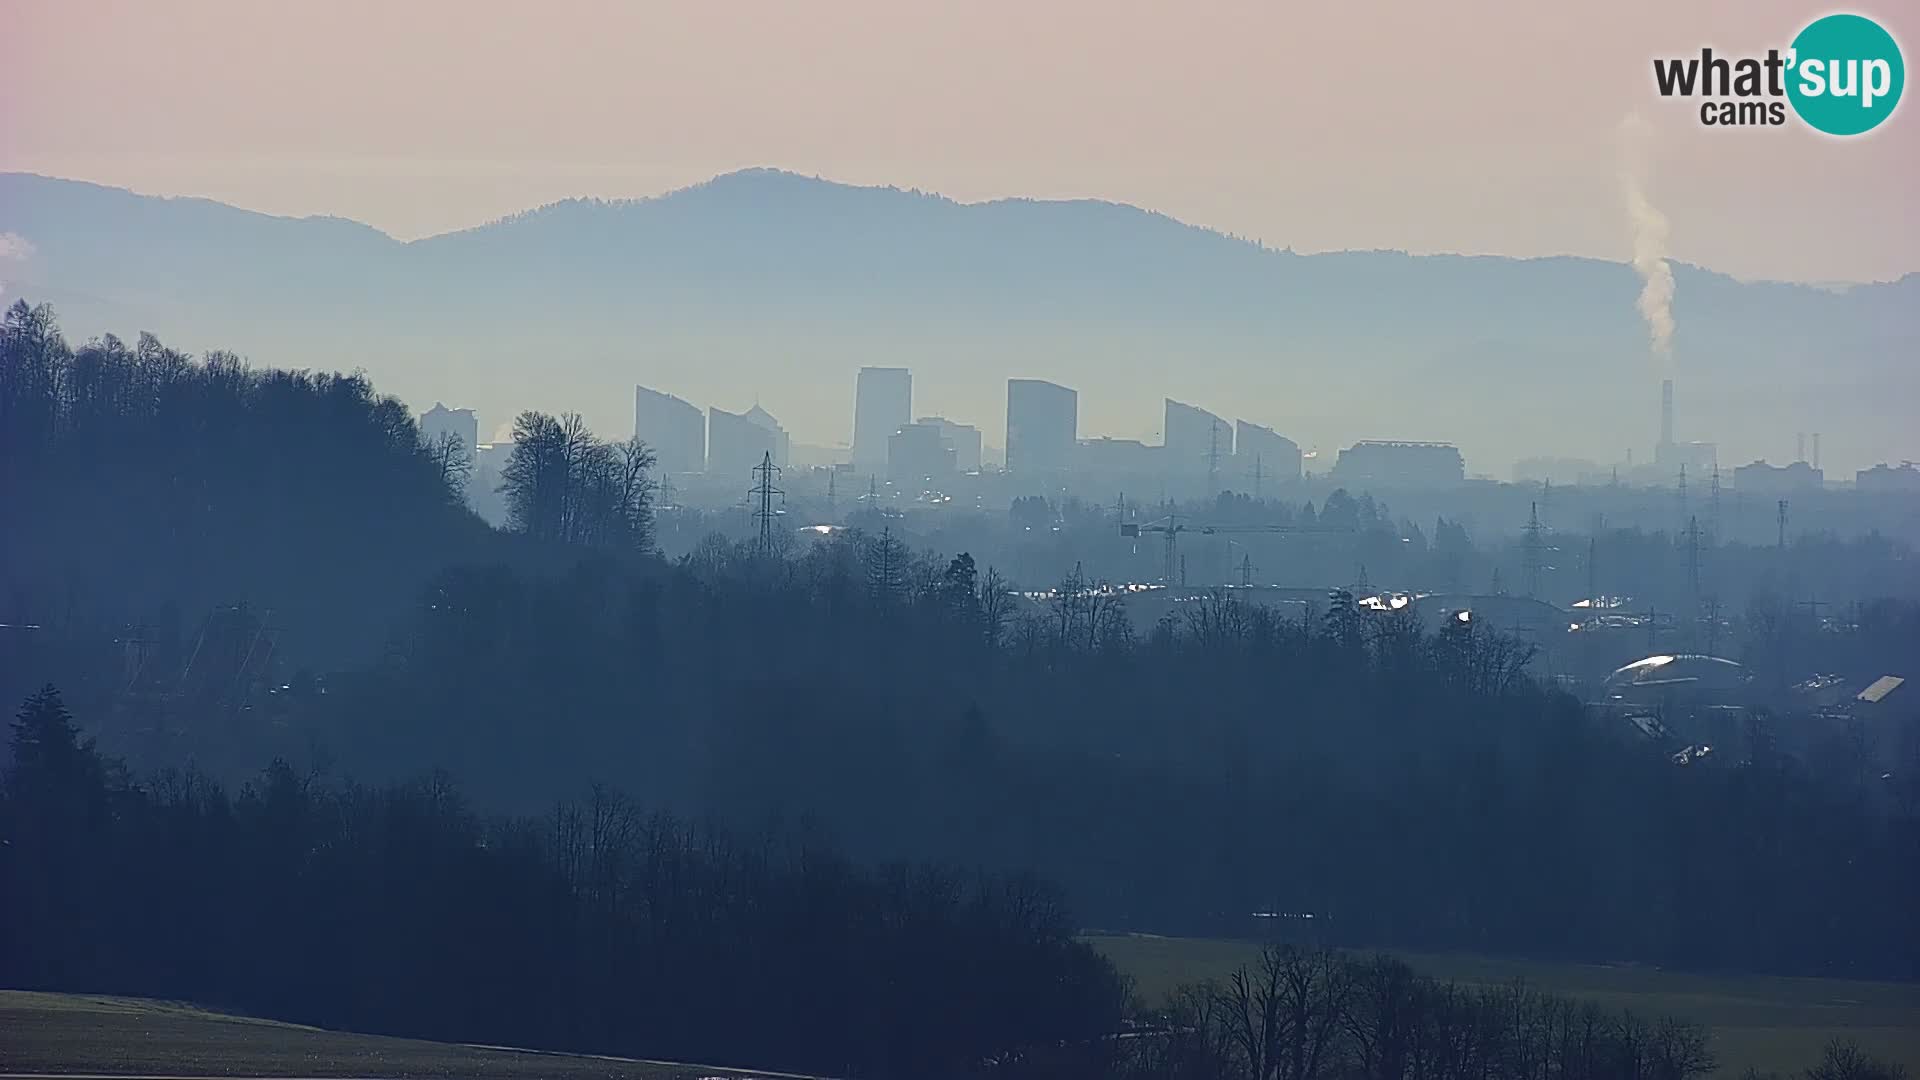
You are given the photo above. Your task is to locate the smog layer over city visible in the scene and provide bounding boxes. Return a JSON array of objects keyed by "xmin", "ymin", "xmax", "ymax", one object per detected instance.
[{"xmin": 1, "ymin": 3, "xmax": 1917, "ymax": 1078}]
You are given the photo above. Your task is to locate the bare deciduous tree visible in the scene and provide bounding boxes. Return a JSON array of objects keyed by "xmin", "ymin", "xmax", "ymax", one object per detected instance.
[
  {"xmin": 499, "ymin": 411, "xmax": 653, "ymax": 551},
  {"xmin": 979, "ymin": 566, "xmax": 1014, "ymax": 648},
  {"xmin": 425, "ymin": 429, "xmax": 472, "ymax": 496}
]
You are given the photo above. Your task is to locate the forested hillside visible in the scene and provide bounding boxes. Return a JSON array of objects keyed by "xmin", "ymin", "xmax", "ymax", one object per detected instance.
[
  {"xmin": 0, "ymin": 299, "xmax": 500, "ymax": 669},
  {"xmin": 3, "ymin": 305, "xmax": 1915, "ymax": 991}
]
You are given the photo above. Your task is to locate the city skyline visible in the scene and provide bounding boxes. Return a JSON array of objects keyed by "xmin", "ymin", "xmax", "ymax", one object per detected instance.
[
  {"xmin": 3, "ymin": 166, "xmax": 1909, "ymax": 478},
  {"xmin": 606, "ymin": 366, "xmax": 1883, "ymax": 492}
]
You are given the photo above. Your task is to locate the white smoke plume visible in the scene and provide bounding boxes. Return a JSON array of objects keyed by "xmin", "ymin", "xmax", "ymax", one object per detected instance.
[{"xmin": 1620, "ymin": 114, "xmax": 1674, "ymax": 368}]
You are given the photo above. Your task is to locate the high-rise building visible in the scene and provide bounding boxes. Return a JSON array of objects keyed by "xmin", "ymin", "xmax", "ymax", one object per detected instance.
[
  {"xmin": 1006, "ymin": 379, "xmax": 1077, "ymax": 473},
  {"xmin": 1330, "ymin": 441, "xmax": 1466, "ymax": 489},
  {"xmin": 1077, "ymin": 437, "xmax": 1161, "ymax": 475},
  {"xmin": 742, "ymin": 404, "xmax": 790, "ymax": 468},
  {"xmin": 888, "ymin": 422, "xmax": 956, "ymax": 484},
  {"xmin": 708, "ymin": 406, "xmax": 786, "ymax": 481},
  {"xmin": 917, "ymin": 416, "xmax": 982, "ymax": 472},
  {"xmin": 853, "ymin": 367, "xmax": 912, "ymax": 473},
  {"xmin": 1233, "ymin": 421, "xmax": 1301, "ymax": 485},
  {"xmin": 634, "ymin": 386, "xmax": 705, "ymax": 474},
  {"xmin": 419, "ymin": 402, "xmax": 478, "ymax": 457},
  {"xmin": 1164, "ymin": 399, "xmax": 1232, "ymax": 481}
]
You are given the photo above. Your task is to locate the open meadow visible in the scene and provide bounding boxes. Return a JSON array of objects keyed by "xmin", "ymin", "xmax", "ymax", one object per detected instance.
[
  {"xmin": 1089, "ymin": 934, "xmax": 1920, "ymax": 1076},
  {"xmin": 0, "ymin": 990, "xmax": 812, "ymax": 1079}
]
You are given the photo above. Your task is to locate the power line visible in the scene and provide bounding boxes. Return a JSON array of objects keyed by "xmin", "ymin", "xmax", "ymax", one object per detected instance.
[
  {"xmin": 1676, "ymin": 463, "xmax": 1688, "ymax": 535},
  {"xmin": 1708, "ymin": 463, "xmax": 1721, "ymax": 544},
  {"xmin": 1206, "ymin": 419, "xmax": 1224, "ymax": 498},
  {"xmin": 1584, "ymin": 532, "xmax": 1598, "ymax": 628},
  {"xmin": 1686, "ymin": 514, "xmax": 1701, "ymax": 618},
  {"xmin": 1522, "ymin": 501, "xmax": 1544, "ymax": 599},
  {"xmin": 1164, "ymin": 500, "xmax": 1181, "ymax": 584},
  {"xmin": 750, "ymin": 451, "xmax": 784, "ymax": 557}
]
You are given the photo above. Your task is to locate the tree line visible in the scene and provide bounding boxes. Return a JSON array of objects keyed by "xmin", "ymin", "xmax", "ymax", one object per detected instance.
[
  {"xmin": 17, "ymin": 685, "xmax": 1909, "ymax": 1079},
  {"xmin": 499, "ymin": 409, "xmax": 655, "ymax": 550},
  {"xmin": 0, "ymin": 685, "xmax": 1127, "ymax": 1079},
  {"xmin": 0, "ymin": 302, "xmax": 658, "ymax": 711},
  {"xmin": 1121, "ymin": 944, "xmax": 1717, "ymax": 1080},
  {"xmin": 1116, "ymin": 945, "xmax": 1906, "ymax": 1080},
  {"xmin": 290, "ymin": 533, "xmax": 1914, "ymax": 982},
  {"xmin": 0, "ymin": 301, "xmax": 498, "ymax": 678}
]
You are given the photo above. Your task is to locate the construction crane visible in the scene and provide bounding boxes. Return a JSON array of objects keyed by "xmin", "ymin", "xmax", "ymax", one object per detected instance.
[{"xmin": 1120, "ymin": 513, "xmax": 1352, "ymax": 585}]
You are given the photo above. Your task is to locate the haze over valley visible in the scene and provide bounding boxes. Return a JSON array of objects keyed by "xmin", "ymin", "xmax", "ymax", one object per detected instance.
[
  {"xmin": 4, "ymin": 168, "xmax": 1913, "ymax": 477},
  {"xmin": 4, "ymin": 3, "xmax": 1919, "ymax": 1077}
]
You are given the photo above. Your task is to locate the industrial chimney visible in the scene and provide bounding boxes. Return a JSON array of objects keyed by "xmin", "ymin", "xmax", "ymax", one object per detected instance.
[{"xmin": 1660, "ymin": 379, "xmax": 1674, "ymax": 448}]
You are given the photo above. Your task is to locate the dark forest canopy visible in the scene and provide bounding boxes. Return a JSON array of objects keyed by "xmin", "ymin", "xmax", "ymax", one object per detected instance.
[
  {"xmin": 0, "ymin": 301, "xmax": 654, "ymax": 670},
  {"xmin": 0, "ymin": 300, "xmax": 498, "ymax": 666},
  {"xmin": 0, "ymin": 686, "xmax": 1125, "ymax": 1079},
  {"xmin": 5, "ymin": 685, "xmax": 1908, "ymax": 1079},
  {"xmin": 307, "ymin": 546, "xmax": 1916, "ymax": 980},
  {"xmin": 2, "ymin": 302, "xmax": 1917, "ymax": 999}
]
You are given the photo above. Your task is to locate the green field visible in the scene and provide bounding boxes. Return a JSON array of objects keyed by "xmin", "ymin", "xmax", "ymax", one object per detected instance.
[
  {"xmin": 7, "ymin": 959, "xmax": 1915, "ymax": 1079},
  {"xmin": 1089, "ymin": 934, "xmax": 1920, "ymax": 1076},
  {"xmin": 0, "ymin": 990, "xmax": 812, "ymax": 1078}
]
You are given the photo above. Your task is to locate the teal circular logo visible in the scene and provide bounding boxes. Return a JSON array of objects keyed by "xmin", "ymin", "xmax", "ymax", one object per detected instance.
[{"xmin": 1786, "ymin": 14, "xmax": 1904, "ymax": 135}]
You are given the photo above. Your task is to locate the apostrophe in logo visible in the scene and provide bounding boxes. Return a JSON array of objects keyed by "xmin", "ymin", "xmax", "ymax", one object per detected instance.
[
  {"xmin": 1786, "ymin": 14, "xmax": 1904, "ymax": 135},
  {"xmin": 1652, "ymin": 12, "xmax": 1904, "ymax": 135}
]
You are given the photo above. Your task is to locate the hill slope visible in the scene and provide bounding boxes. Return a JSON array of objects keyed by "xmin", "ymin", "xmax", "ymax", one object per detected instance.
[{"xmin": 0, "ymin": 990, "xmax": 817, "ymax": 1078}]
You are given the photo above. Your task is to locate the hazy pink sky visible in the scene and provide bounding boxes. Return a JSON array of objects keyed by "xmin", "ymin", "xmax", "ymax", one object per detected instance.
[{"xmin": 3, "ymin": 0, "xmax": 1915, "ymax": 282}]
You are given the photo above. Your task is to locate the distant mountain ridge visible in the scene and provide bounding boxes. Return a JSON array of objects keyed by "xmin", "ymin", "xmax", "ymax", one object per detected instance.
[{"xmin": 2, "ymin": 168, "xmax": 1913, "ymax": 475}]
